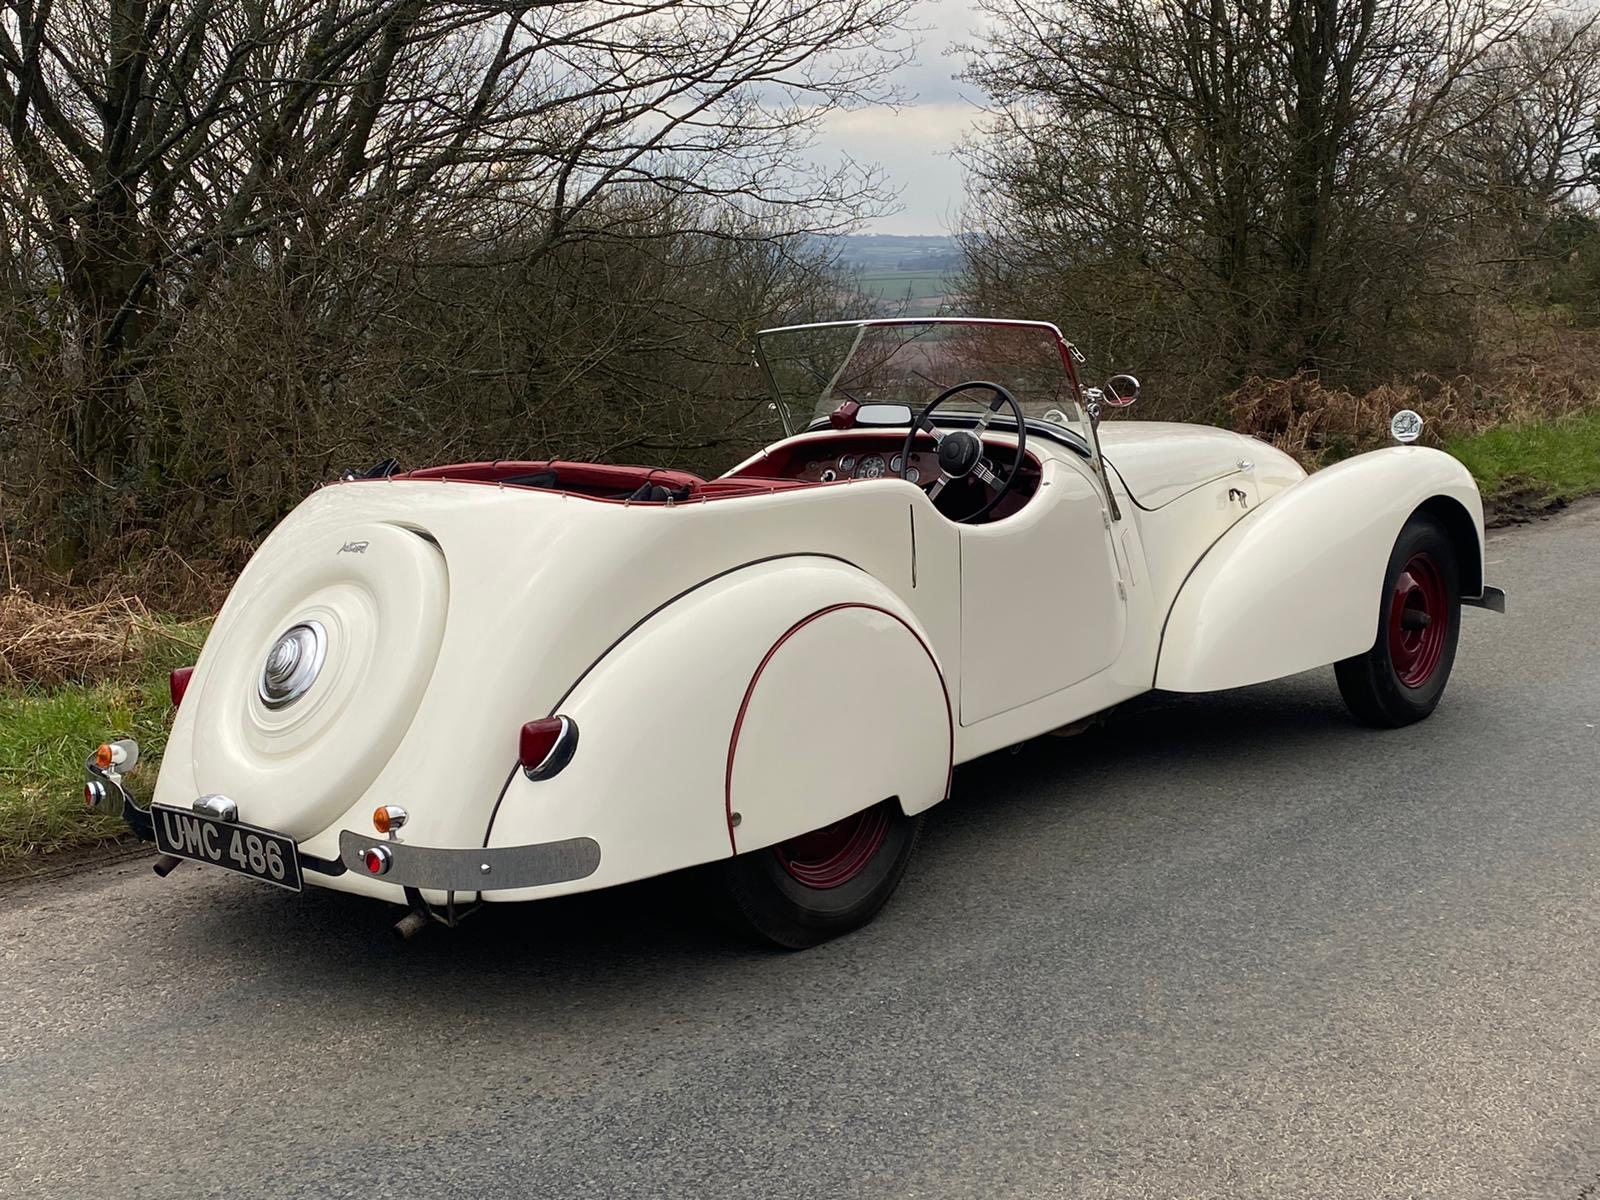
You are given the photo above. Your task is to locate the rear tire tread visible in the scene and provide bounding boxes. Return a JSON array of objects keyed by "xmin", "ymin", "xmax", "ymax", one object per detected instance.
[{"xmin": 715, "ymin": 803, "xmax": 924, "ymax": 949}]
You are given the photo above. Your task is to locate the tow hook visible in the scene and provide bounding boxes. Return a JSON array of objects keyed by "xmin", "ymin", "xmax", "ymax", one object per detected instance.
[{"xmin": 395, "ymin": 885, "xmax": 481, "ymax": 941}]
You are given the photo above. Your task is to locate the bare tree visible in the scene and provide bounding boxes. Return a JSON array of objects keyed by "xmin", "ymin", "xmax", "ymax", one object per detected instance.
[
  {"xmin": 1454, "ymin": 17, "xmax": 1600, "ymax": 264},
  {"xmin": 119, "ymin": 194, "xmax": 853, "ymax": 552},
  {"xmin": 956, "ymin": 0, "xmax": 1588, "ymax": 401},
  {"xmin": 0, "ymin": 0, "xmax": 910, "ymax": 555}
]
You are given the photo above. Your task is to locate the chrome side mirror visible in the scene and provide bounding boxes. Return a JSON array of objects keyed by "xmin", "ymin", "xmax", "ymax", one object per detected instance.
[{"xmin": 1104, "ymin": 374, "xmax": 1140, "ymax": 407}]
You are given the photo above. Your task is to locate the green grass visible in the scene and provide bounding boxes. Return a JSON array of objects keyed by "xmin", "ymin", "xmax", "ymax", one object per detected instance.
[
  {"xmin": 1447, "ymin": 409, "xmax": 1600, "ymax": 506},
  {"xmin": 0, "ymin": 618, "xmax": 208, "ymax": 865}
]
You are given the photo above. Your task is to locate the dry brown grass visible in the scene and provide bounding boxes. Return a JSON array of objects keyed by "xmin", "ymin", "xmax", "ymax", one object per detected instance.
[
  {"xmin": 0, "ymin": 532, "xmax": 235, "ymax": 618},
  {"xmin": 0, "ymin": 590, "xmax": 155, "ymax": 690},
  {"xmin": 1224, "ymin": 323, "xmax": 1600, "ymax": 467}
]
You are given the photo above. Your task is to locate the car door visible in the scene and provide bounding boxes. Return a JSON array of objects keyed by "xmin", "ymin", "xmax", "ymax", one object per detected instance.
[{"xmin": 957, "ymin": 453, "xmax": 1127, "ymax": 725}]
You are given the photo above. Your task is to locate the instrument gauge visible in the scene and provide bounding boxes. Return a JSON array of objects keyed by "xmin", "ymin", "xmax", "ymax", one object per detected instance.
[
  {"xmin": 890, "ymin": 454, "xmax": 904, "ymax": 472},
  {"xmin": 855, "ymin": 454, "xmax": 886, "ymax": 479},
  {"xmin": 905, "ymin": 467, "xmax": 921, "ymax": 484},
  {"xmin": 839, "ymin": 456, "xmax": 856, "ymax": 473}
]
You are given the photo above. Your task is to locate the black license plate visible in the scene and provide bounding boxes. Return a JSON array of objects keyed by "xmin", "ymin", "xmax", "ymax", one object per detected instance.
[{"xmin": 152, "ymin": 805, "xmax": 302, "ymax": 892}]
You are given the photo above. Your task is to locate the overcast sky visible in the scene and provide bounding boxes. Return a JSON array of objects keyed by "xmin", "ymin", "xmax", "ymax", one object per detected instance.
[{"xmin": 813, "ymin": 0, "xmax": 984, "ymax": 236}]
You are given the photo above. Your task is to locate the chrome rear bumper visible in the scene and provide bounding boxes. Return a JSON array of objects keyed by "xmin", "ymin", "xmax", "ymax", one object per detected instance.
[{"xmin": 338, "ymin": 830, "xmax": 602, "ymax": 891}]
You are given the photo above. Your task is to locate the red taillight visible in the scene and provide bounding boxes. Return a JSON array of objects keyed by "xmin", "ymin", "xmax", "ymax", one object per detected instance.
[
  {"xmin": 170, "ymin": 666, "xmax": 194, "ymax": 709},
  {"xmin": 519, "ymin": 716, "xmax": 578, "ymax": 780},
  {"xmin": 363, "ymin": 846, "xmax": 392, "ymax": 875}
]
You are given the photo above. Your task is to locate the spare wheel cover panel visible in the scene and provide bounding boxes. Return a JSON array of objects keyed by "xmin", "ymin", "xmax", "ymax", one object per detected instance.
[{"xmin": 190, "ymin": 522, "xmax": 448, "ymax": 839}]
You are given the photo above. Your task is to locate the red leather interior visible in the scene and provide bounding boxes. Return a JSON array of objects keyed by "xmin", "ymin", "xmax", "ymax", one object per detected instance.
[
  {"xmin": 390, "ymin": 459, "xmax": 813, "ymax": 503},
  {"xmin": 381, "ymin": 436, "xmax": 1034, "ymax": 517},
  {"xmin": 401, "ymin": 460, "xmax": 705, "ymax": 493}
]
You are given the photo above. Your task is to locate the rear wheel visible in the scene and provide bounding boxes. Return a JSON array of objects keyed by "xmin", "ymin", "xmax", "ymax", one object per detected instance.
[
  {"xmin": 716, "ymin": 800, "xmax": 923, "ymax": 949},
  {"xmin": 1335, "ymin": 513, "xmax": 1461, "ymax": 727}
]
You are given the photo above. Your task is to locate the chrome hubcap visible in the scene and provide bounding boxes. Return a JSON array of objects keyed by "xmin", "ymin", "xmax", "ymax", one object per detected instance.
[{"xmin": 258, "ymin": 621, "xmax": 327, "ymax": 709}]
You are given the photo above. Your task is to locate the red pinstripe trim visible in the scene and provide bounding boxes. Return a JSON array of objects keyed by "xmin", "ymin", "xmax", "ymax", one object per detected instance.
[{"xmin": 723, "ymin": 603, "xmax": 955, "ymax": 855}]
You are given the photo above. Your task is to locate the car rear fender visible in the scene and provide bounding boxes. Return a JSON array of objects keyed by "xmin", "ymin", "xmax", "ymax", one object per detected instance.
[
  {"xmin": 482, "ymin": 556, "xmax": 952, "ymax": 901},
  {"xmin": 1154, "ymin": 447, "xmax": 1486, "ymax": 693}
]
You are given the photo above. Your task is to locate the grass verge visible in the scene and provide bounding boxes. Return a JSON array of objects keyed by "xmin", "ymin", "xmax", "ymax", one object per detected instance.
[
  {"xmin": 0, "ymin": 617, "xmax": 207, "ymax": 866},
  {"xmin": 1447, "ymin": 409, "xmax": 1600, "ymax": 518}
]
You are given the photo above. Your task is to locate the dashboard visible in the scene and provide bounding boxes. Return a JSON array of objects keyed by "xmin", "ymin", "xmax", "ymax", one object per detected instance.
[
  {"xmin": 724, "ymin": 432, "xmax": 1045, "ymax": 523},
  {"xmin": 794, "ymin": 449, "xmax": 942, "ymax": 485}
]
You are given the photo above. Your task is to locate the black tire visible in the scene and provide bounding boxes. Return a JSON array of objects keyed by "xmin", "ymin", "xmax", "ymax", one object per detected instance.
[
  {"xmin": 1335, "ymin": 512, "xmax": 1461, "ymax": 728},
  {"xmin": 715, "ymin": 800, "xmax": 923, "ymax": 949}
]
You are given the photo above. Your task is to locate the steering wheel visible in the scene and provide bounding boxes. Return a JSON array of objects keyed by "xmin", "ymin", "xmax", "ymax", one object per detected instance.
[{"xmin": 901, "ymin": 381, "xmax": 1027, "ymax": 524}]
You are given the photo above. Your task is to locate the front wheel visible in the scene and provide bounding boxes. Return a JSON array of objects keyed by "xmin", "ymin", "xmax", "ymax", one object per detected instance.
[
  {"xmin": 1335, "ymin": 512, "xmax": 1461, "ymax": 728},
  {"xmin": 715, "ymin": 800, "xmax": 923, "ymax": 949}
]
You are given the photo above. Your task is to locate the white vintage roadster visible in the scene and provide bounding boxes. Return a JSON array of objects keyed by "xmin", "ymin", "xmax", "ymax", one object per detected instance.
[{"xmin": 86, "ymin": 318, "xmax": 1502, "ymax": 946}]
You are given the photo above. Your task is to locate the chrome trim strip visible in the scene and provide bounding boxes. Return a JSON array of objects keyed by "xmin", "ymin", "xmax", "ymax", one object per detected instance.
[
  {"xmin": 339, "ymin": 830, "xmax": 602, "ymax": 892},
  {"xmin": 757, "ymin": 316, "xmax": 1066, "ymax": 337}
]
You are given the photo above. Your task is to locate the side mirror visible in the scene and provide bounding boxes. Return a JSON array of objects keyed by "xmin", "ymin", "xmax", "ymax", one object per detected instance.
[{"xmin": 1104, "ymin": 374, "xmax": 1140, "ymax": 407}]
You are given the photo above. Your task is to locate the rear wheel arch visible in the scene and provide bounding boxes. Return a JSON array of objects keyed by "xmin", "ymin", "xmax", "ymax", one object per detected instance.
[
  {"xmin": 482, "ymin": 561, "xmax": 947, "ymax": 898},
  {"xmin": 725, "ymin": 601, "xmax": 953, "ymax": 853}
]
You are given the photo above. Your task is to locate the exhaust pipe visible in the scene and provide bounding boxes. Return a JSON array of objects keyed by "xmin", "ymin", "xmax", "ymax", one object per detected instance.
[
  {"xmin": 152, "ymin": 854, "xmax": 183, "ymax": 877},
  {"xmin": 393, "ymin": 910, "xmax": 429, "ymax": 941}
]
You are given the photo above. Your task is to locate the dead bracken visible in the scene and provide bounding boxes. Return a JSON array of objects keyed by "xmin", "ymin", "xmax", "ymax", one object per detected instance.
[{"xmin": 0, "ymin": 590, "xmax": 152, "ymax": 691}]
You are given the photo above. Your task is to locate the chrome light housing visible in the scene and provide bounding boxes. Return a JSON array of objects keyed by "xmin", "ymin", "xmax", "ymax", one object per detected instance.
[{"xmin": 258, "ymin": 620, "xmax": 327, "ymax": 709}]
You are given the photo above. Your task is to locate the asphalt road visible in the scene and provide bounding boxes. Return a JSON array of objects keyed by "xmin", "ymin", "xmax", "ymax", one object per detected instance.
[{"xmin": 4, "ymin": 504, "xmax": 1599, "ymax": 1200}]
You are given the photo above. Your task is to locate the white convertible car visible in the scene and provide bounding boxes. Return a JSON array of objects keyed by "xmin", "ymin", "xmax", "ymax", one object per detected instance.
[{"xmin": 86, "ymin": 318, "xmax": 1502, "ymax": 946}]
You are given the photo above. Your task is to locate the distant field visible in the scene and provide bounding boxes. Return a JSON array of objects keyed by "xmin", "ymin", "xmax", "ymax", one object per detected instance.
[{"xmin": 855, "ymin": 270, "xmax": 951, "ymax": 302}]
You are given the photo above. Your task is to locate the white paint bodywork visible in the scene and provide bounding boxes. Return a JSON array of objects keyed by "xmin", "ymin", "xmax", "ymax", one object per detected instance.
[
  {"xmin": 149, "ymin": 412, "xmax": 1490, "ymax": 908},
  {"xmin": 1154, "ymin": 447, "xmax": 1484, "ymax": 691}
]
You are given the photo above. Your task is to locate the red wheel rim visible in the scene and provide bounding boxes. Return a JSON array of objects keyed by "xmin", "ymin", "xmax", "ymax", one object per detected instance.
[
  {"xmin": 1388, "ymin": 552, "xmax": 1449, "ymax": 688},
  {"xmin": 773, "ymin": 803, "xmax": 892, "ymax": 889}
]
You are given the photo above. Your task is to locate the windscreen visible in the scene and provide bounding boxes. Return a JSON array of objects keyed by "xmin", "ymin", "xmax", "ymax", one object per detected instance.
[{"xmin": 755, "ymin": 320, "xmax": 1084, "ymax": 436}]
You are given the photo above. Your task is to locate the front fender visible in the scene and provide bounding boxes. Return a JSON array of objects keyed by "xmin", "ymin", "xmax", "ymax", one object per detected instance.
[
  {"xmin": 1155, "ymin": 447, "xmax": 1485, "ymax": 692},
  {"xmin": 483, "ymin": 556, "xmax": 951, "ymax": 901}
]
